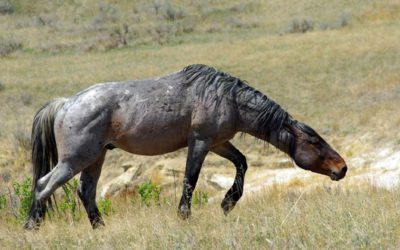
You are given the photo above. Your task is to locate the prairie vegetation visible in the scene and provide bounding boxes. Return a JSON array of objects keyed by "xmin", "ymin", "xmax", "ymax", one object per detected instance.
[
  {"xmin": 0, "ymin": 0, "xmax": 399, "ymax": 248},
  {"xmin": 1, "ymin": 183, "xmax": 400, "ymax": 249}
]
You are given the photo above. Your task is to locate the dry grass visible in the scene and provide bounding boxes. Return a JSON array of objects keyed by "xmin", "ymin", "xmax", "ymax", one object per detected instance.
[
  {"xmin": 1, "ymin": 184, "xmax": 400, "ymax": 249},
  {"xmin": 0, "ymin": 0, "xmax": 400, "ymax": 248}
]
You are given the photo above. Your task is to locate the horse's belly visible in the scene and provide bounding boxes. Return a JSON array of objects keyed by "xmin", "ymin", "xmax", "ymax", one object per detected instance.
[
  {"xmin": 113, "ymin": 128, "xmax": 189, "ymax": 155},
  {"xmin": 110, "ymin": 99, "xmax": 192, "ymax": 155}
]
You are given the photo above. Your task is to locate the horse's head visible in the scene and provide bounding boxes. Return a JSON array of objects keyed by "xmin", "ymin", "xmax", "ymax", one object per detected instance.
[{"xmin": 286, "ymin": 121, "xmax": 347, "ymax": 181}]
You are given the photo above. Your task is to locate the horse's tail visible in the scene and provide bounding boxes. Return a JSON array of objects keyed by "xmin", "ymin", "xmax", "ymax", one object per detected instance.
[{"xmin": 31, "ymin": 98, "xmax": 67, "ymax": 192}]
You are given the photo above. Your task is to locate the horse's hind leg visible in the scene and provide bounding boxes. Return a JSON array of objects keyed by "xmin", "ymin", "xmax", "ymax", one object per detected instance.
[
  {"xmin": 211, "ymin": 142, "xmax": 248, "ymax": 215},
  {"xmin": 77, "ymin": 150, "xmax": 106, "ymax": 229},
  {"xmin": 25, "ymin": 148, "xmax": 105, "ymax": 229},
  {"xmin": 25, "ymin": 161, "xmax": 80, "ymax": 229}
]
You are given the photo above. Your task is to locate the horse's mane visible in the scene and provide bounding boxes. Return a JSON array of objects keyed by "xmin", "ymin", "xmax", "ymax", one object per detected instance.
[
  {"xmin": 181, "ymin": 64, "xmax": 294, "ymax": 152},
  {"xmin": 182, "ymin": 64, "xmax": 243, "ymax": 100}
]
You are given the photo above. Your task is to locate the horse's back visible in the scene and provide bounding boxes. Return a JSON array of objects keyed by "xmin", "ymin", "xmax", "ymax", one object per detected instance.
[{"xmin": 56, "ymin": 75, "xmax": 194, "ymax": 156}]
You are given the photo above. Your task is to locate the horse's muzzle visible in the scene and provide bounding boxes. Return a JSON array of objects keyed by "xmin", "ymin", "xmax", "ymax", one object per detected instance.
[{"xmin": 330, "ymin": 165, "xmax": 347, "ymax": 181}]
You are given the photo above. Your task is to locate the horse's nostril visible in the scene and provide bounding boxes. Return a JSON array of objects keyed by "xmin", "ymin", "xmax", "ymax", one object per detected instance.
[{"xmin": 341, "ymin": 166, "xmax": 348, "ymax": 175}]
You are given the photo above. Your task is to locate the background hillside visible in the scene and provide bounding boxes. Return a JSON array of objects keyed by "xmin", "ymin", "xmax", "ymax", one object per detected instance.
[{"xmin": 0, "ymin": 0, "xmax": 399, "ymax": 248}]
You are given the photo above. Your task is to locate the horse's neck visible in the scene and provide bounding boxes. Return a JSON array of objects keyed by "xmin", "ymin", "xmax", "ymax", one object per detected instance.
[
  {"xmin": 235, "ymin": 89, "xmax": 268, "ymax": 134},
  {"xmin": 235, "ymin": 89, "xmax": 292, "ymax": 154}
]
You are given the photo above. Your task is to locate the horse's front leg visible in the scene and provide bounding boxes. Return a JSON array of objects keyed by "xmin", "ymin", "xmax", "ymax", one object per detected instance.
[
  {"xmin": 211, "ymin": 142, "xmax": 247, "ymax": 215},
  {"xmin": 178, "ymin": 135, "xmax": 211, "ymax": 219}
]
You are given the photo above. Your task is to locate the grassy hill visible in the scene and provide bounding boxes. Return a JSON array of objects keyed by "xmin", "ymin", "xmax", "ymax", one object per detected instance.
[{"xmin": 0, "ymin": 0, "xmax": 399, "ymax": 248}]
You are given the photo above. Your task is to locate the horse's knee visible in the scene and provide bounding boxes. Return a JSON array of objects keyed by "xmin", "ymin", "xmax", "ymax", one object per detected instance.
[
  {"xmin": 233, "ymin": 153, "xmax": 247, "ymax": 172},
  {"xmin": 236, "ymin": 153, "xmax": 247, "ymax": 165},
  {"xmin": 36, "ymin": 165, "xmax": 74, "ymax": 202},
  {"xmin": 36, "ymin": 171, "xmax": 54, "ymax": 192},
  {"xmin": 36, "ymin": 178, "xmax": 47, "ymax": 191}
]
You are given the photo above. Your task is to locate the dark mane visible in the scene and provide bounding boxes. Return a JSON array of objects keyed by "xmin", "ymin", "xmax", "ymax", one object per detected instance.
[
  {"xmin": 182, "ymin": 64, "xmax": 294, "ymax": 153},
  {"xmin": 182, "ymin": 64, "xmax": 245, "ymax": 100}
]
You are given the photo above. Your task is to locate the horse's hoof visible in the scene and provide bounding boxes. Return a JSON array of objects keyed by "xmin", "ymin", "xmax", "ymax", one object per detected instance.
[
  {"xmin": 23, "ymin": 218, "xmax": 40, "ymax": 230},
  {"xmin": 177, "ymin": 206, "xmax": 191, "ymax": 220},
  {"xmin": 221, "ymin": 199, "xmax": 236, "ymax": 215},
  {"xmin": 91, "ymin": 220, "xmax": 106, "ymax": 230}
]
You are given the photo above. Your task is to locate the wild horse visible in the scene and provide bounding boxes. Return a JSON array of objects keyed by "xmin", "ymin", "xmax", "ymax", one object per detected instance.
[{"xmin": 25, "ymin": 64, "xmax": 347, "ymax": 229}]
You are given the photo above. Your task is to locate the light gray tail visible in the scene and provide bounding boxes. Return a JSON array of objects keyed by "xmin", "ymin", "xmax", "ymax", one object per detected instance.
[{"xmin": 31, "ymin": 98, "xmax": 67, "ymax": 192}]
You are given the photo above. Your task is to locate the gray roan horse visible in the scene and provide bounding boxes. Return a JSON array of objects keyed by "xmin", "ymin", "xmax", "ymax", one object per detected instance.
[{"xmin": 25, "ymin": 64, "xmax": 347, "ymax": 229}]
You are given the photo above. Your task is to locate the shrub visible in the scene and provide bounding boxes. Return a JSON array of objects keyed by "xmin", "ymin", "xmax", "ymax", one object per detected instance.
[
  {"xmin": 13, "ymin": 128, "xmax": 31, "ymax": 151},
  {"xmin": 0, "ymin": 193, "xmax": 6, "ymax": 210},
  {"xmin": 319, "ymin": 22, "xmax": 331, "ymax": 30},
  {"xmin": 12, "ymin": 177, "xmax": 83, "ymax": 223},
  {"xmin": 192, "ymin": 190, "xmax": 208, "ymax": 207},
  {"xmin": 0, "ymin": 81, "xmax": 5, "ymax": 92},
  {"xmin": 138, "ymin": 181, "xmax": 161, "ymax": 206},
  {"xmin": 286, "ymin": 18, "xmax": 313, "ymax": 34},
  {"xmin": 150, "ymin": 23, "xmax": 174, "ymax": 44},
  {"xmin": 111, "ymin": 24, "xmax": 128, "ymax": 47},
  {"xmin": 83, "ymin": 24, "xmax": 129, "ymax": 52},
  {"xmin": 13, "ymin": 177, "xmax": 32, "ymax": 222},
  {"xmin": 92, "ymin": 2, "xmax": 119, "ymax": 26},
  {"xmin": 1, "ymin": 171, "xmax": 11, "ymax": 183},
  {"xmin": 98, "ymin": 198, "xmax": 114, "ymax": 215},
  {"xmin": 206, "ymin": 22, "xmax": 222, "ymax": 33},
  {"xmin": 150, "ymin": 0, "xmax": 185, "ymax": 21},
  {"xmin": 31, "ymin": 14, "xmax": 59, "ymax": 29},
  {"xmin": 227, "ymin": 17, "xmax": 244, "ymax": 29},
  {"xmin": 320, "ymin": 11, "xmax": 350, "ymax": 30},
  {"xmin": 60, "ymin": 178, "xmax": 81, "ymax": 220},
  {"xmin": 0, "ymin": 0, "xmax": 14, "ymax": 14},
  {"xmin": 339, "ymin": 11, "xmax": 350, "ymax": 28},
  {"xmin": 162, "ymin": 2, "xmax": 184, "ymax": 21},
  {"xmin": 0, "ymin": 38, "xmax": 22, "ymax": 57},
  {"xmin": 20, "ymin": 92, "xmax": 32, "ymax": 106}
]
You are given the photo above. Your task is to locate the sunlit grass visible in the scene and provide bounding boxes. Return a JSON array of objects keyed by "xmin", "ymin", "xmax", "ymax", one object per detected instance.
[{"xmin": 1, "ymin": 184, "xmax": 399, "ymax": 249}]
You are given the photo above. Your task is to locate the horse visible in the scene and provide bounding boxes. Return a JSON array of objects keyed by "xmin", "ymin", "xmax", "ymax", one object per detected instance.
[{"xmin": 24, "ymin": 64, "xmax": 347, "ymax": 229}]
